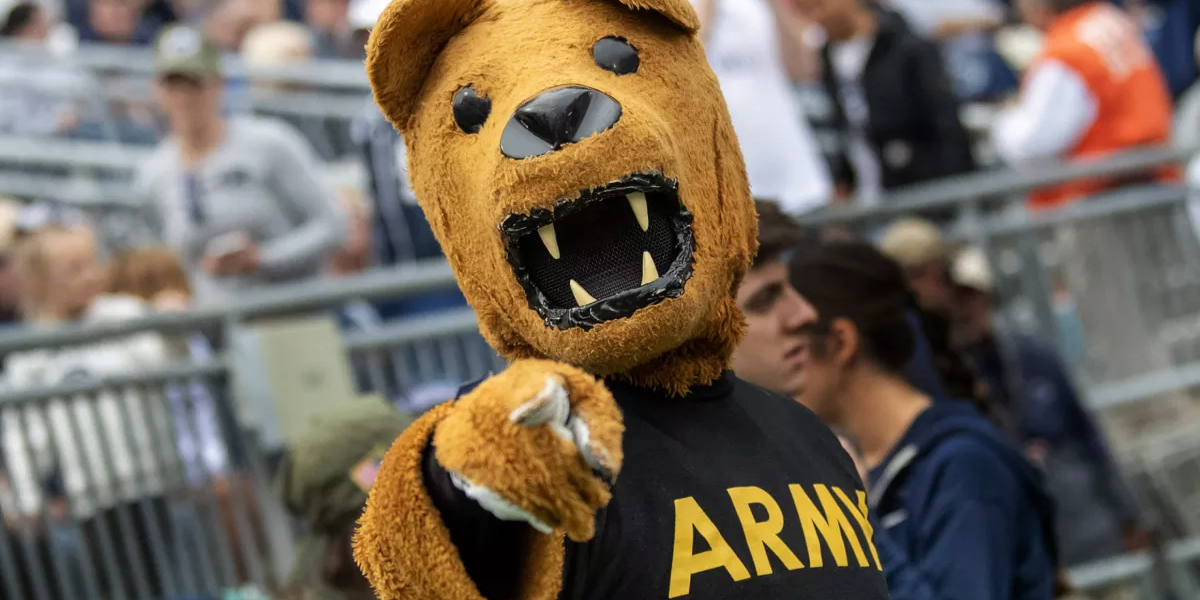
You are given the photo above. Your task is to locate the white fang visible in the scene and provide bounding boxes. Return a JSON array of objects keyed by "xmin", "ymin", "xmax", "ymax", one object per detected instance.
[
  {"xmin": 538, "ymin": 224, "xmax": 560, "ymax": 259},
  {"xmin": 570, "ymin": 280, "xmax": 598, "ymax": 306},
  {"xmin": 641, "ymin": 251, "xmax": 659, "ymax": 285},
  {"xmin": 627, "ymin": 192, "xmax": 649, "ymax": 232}
]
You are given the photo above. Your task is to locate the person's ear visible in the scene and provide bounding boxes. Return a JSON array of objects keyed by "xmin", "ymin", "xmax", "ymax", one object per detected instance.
[{"xmin": 829, "ymin": 317, "xmax": 860, "ymax": 368}]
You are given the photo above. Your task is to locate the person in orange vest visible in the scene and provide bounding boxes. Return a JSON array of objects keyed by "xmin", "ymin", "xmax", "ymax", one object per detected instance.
[{"xmin": 992, "ymin": 0, "xmax": 1176, "ymax": 209}]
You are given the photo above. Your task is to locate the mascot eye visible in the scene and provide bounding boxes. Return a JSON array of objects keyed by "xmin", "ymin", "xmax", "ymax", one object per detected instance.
[
  {"xmin": 452, "ymin": 85, "xmax": 492, "ymax": 134},
  {"xmin": 593, "ymin": 36, "xmax": 639, "ymax": 75}
]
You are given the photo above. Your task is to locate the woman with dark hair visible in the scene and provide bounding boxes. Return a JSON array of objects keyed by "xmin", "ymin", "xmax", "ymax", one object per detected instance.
[{"xmin": 787, "ymin": 240, "xmax": 1060, "ymax": 600}]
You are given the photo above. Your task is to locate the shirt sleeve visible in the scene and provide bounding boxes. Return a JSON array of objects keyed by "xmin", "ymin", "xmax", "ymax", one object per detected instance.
[
  {"xmin": 873, "ymin": 444, "xmax": 1031, "ymax": 600},
  {"xmin": 992, "ymin": 60, "xmax": 1099, "ymax": 165},
  {"xmin": 258, "ymin": 121, "xmax": 349, "ymax": 276}
]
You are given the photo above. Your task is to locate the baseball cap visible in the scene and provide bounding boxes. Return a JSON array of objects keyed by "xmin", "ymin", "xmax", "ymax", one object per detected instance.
[
  {"xmin": 153, "ymin": 25, "xmax": 221, "ymax": 80},
  {"xmin": 878, "ymin": 217, "xmax": 946, "ymax": 269},
  {"xmin": 950, "ymin": 246, "xmax": 994, "ymax": 293}
]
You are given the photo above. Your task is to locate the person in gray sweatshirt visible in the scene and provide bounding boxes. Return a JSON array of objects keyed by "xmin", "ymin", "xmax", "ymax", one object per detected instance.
[{"xmin": 135, "ymin": 24, "xmax": 347, "ymax": 304}]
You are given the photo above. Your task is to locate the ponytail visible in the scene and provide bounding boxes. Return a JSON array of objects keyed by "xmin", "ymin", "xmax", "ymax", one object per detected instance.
[{"xmin": 907, "ymin": 302, "xmax": 1008, "ymax": 428}]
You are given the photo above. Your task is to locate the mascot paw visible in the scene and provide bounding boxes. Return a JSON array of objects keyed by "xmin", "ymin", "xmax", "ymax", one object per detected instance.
[{"xmin": 432, "ymin": 359, "xmax": 624, "ymax": 542}]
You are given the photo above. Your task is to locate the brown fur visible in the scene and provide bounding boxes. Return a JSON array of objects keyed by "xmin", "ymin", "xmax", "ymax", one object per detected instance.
[
  {"xmin": 433, "ymin": 360, "xmax": 624, "ymax": 542},
  {"xmin": 356, "ymin": 0, "xmax": 757, "ymax": 598}
]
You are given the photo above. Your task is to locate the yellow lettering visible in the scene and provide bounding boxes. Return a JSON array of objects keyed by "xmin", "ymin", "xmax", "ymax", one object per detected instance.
[
  {"xmin": 789, "ymin": 484, "xmax": 870, "ymax": 568},
  {"xmin": 669, "ymin": 496, "xmax": 752, "ymax": 598},
  {"xmin": 833, "ymin": 487, "xmax": 883, "ymax": 570},
  {"xmin": 727, "ymin": 486, "xmax": 804, "ymax": 576}
]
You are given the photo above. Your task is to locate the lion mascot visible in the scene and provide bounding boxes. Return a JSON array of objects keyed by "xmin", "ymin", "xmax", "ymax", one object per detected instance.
[{"xmin": 354, "ymin": 1, "xmax": 890, "ymax": 599}]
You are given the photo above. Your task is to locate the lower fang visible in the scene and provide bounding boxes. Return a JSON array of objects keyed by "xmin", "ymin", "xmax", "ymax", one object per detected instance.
[
  {"xmin": 570, "ymin": 280, "xmax": 598, "ymax": 306},
  {"xmin": 641, "ymin": 251, "xmax": 659, "ymax": 285}
]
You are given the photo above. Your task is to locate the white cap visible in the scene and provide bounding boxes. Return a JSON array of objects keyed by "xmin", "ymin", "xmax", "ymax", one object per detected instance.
[
  {"xmin": 878, "ymin": 217, "xmax": 945, "ymax": 268},
  {"xmin": 348, "ymin": 0, "xmax": 389, "ymax": 31},
  {"xmin": 951, "ymin": 246, "xmax": 994, "ymax": 293}
]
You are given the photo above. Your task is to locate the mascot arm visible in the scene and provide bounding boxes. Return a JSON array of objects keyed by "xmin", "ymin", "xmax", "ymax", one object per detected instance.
[{"xmin": 356, "ymin": 359, "xmax": 625, "ymax": 600}]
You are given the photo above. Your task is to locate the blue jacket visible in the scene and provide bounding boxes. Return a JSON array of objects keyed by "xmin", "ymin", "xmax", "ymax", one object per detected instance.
[
  {"xmin": 867, "ymin": 402, "xmax": 1058, "ymax": 600},
  {"xmin": 968, "ymin": 334, "xmax": 1136, "ymax": 564}
]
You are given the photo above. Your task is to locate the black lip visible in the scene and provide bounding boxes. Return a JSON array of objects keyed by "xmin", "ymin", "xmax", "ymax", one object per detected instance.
[{"xmin": 501, "ymin": 173, "xmax": 694, "ymax": 331}]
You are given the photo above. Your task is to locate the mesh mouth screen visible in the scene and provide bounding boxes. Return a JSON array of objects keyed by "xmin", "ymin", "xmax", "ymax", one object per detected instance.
[{"xmin": 517, "ymin": 192, "xmax": 679, "ymax": 308}]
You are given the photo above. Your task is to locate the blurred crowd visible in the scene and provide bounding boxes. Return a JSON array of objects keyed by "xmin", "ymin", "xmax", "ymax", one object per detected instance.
[{"xmin": 0, "ymin": 0, "xmax": 1195, "ymax": 596}]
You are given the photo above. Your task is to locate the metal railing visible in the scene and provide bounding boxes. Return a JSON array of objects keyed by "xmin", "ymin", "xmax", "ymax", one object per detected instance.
[{"xmin": 0, "ymin": 142, "xmax": 1197, "ymax": 596}]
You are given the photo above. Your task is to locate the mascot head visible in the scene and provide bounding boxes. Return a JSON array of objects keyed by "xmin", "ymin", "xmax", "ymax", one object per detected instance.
[{"xmin": 367, "ymin": 0, "xmax": 757, "ymax": 394}]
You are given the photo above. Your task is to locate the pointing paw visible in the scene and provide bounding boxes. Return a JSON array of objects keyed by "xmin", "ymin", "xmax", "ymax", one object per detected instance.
[{"xmin": 433, "ymin": 360, "xmax": 624, "ymax": 541}]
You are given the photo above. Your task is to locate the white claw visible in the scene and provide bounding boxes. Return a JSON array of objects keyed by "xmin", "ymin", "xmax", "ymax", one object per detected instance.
[
  {"xmin": 641, "ymin": 251, "xmax": 659, "ymax": 285},
  {"xmin": 570, "ymin": 279, "xmax": 598, "ymax": 307},
  {"xmin": 511, "ymin": 376, "xmax": 573, "ymax": 441},
  {"xmin": 450, "ymin": 472, "xmax": 554, "ymax": 533},
  {"xmin": 538, "ymin": 224, "xmax": 561, "ymax": 259},
  {"xmin": 627, "ymin": 192, "xmax": 649, "ymax": 232}
]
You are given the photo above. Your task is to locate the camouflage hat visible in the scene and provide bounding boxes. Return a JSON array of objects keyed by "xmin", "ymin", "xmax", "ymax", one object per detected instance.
[
  {"xmin": 276, "ymin": 398, "xmax": 414, "ymax": 591},
  {"xmin": 153, "ymin": 25, "xmax": 222, "ymax": 80}
]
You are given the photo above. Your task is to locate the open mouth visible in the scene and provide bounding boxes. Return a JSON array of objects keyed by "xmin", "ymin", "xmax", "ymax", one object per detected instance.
[{"xmin": 501, "ymin": 173, "xmax": 694, "ymax": 330}]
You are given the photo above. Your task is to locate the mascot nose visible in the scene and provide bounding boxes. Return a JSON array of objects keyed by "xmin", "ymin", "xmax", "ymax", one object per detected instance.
[{"xmin": 501, "ymin": 86, "xmax": 622, "ymax": 159}]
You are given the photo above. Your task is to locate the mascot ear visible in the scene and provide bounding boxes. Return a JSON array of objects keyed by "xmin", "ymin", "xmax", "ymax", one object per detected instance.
[
  {"xmin": 612, "ymin": 0, "xmax": 700, "ymax": 34},
  {"xmin": 366, "ymin": 0, "xmax": 486, "ymax": 132}
]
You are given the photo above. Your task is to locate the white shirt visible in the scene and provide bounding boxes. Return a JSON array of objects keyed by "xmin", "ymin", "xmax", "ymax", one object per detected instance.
[
  {"xmin": 829, "ymin": 36, "xmax": 883, "ymax": 203},
  {"xmin": 693, "ymin": 0, "xmax": 833, "ymax": 215},
  {"xmin": 991, "ymin": 60, "xmax": 1099, "ymax": 165},
  {"xmin": 0, "ymin": 296, "xmax": 174, "ymax": 518}
]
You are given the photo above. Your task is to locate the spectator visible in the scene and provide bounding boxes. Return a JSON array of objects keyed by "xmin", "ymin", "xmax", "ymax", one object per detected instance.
[
  {"xmin": 344, "ymin": 0, "xmax": 382, "ymax": 53},
  {"xmin": 69, "ymin": 0, "xmax": 161, "ymax": 44},
  {"xmin": 774, "ymin": 0, "xmax": 977, "ymax": 203},
  {"xmin": 202, "ymin": 0, "xmax": 259, "ymax": 52},
  {"xmin": 105, "ymin": 245, "xmax": 270, "ymax": 585},
  {"xmin": 346, "ymin": 0, "xmax": 469, "ymax": 305},
  {"xmin": 0, "ymin": 199, "xmax": 22, "ymax": 329},
  {"xmin": 0, "ymin": 0, "xmax": 95, "ymax": 138},
  {"xmin": 275, "ymin": 400, "xmax": 413, "ymax": 600},
  {"xmin": 105, "ymin": 246, "xmax": 229, "ymax": 487},
  {"xmin": 136, "ymin": 25, "xmax": 347, "ymax": 305},
  {"xmin": 305, "ymin": 0, "xmax": 356, "ymax": 59},
  {"xmin": 1, "ymin": 223, "xmax": 177, "ymax": 599},
  {"xmin": 991, "ymin": 0, "xmax": 1175, "ymax": 209},
  {"xmin": 1128, "ymin": 0, "xmax": 1200, "ymax": 99},
  {"xmin": 949, "ymin": 246, "xmax": 1149, "ymax": 566},
  {"xmin": 787, "ymin": 240, "xmax": 1060, "ymax": 600},
  {"xmin": 690, "ymin": 0, "xmax": 833, "ymax": 215},
  {"xmin": 878, "ymin": 217, "xmax": 953, "ymax": 312},
  {"xmin": 241, "ymin": 20, "xmax": 345, "ymax": 160},
  {"xmin": 729, "ymin": 200, "xmax": 819, "ymax": 397},
  {"xmin": 240, "ymin": 19, "xmax": 310, "ymax": 77},
  {"xmin": 878, "ymin": 217, "xmax": 989, "ymax": 407},
  {"xmin": 884, "ymin": 0, "xmax": 1019, "ymax": 102}
]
